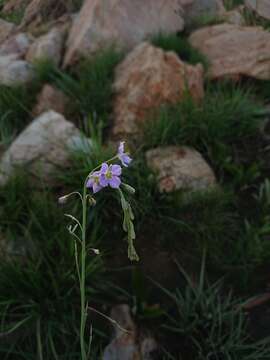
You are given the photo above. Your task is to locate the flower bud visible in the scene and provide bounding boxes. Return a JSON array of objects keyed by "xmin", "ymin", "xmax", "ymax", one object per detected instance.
[
  {"xmin": 88, "ymin": 196, "xmax": 97, "ymax": 206},
  {"xmin": 58, "ymin": 195, "xmax": 69, "ymax": 205},
  {"xmin": 122, "ymin": 183, "xmax": 136, "ymax": 195},
  {"xmin": 90, "ymin": 248, "xmax": 100, "ymax": 255}
]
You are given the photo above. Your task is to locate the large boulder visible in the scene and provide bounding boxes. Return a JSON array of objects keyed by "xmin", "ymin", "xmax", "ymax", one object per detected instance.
[
  {"xmin": 0, "ymin": 19, "xmax": 16, "ymax": 45},
  {"xmin": 0, "ymin": 55, "xmax": 34, "ymax": 85},
  {"xmin": 63, "ymin": 0, "xmax": 185, "ymax": 67},
  {"xmin": 189, "ymin": 24, "xmax": 270, "ymax": 80},
  {"xmin": 0, "ymin": 111, "xmax": 81, "ymax": 186},
  {"xmin": 111, "ymin": 42, "xmax": 204, "ymax": 140},
  {"xmin": 245, "ymin": 0, "xmax": 270, "ymax": 21},
  {"xmin": 146, "ymin": 146, "xmax": 216, "ymax": 193},
  {"xmin": 26, "ymin": 27, "xmax": 65, "ymax": 65}
]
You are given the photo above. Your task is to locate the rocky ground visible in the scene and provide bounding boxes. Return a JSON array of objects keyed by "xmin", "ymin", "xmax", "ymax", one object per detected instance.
[{"xmin": 1, "ymin": 0, "xmax": 270, "ymax": 359}]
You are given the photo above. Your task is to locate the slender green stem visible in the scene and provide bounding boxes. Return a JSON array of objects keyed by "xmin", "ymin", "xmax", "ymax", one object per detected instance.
[
  {"xmin": 79, "ymin": 155, "xmax": 119, "ymax": 359},
  {"xmin": 80, "ymin": 184, "xmax": 87, "ymax": 360}
]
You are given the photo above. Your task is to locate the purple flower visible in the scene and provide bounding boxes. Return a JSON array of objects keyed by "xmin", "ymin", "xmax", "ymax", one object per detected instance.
[
  {"xmin": 118, "ymin": 141, "xmax": 132, "ymax": 167},
  {"xmin": 99, "ymin": 163, "xmax": 122, "ymax": 189},
  {"xmin": 86, "ymin": 170, "xmax": 103, "ymax": 193}
]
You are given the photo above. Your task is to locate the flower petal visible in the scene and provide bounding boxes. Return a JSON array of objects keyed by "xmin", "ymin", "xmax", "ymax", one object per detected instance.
[
  {"xmin": 99, "ymin": 174, "xmax": 109, "ymax": 187},
  {"xmin": 109, "ymin": 176, "xmax": 121, "ymax": 189},
  {"xmin": 118, "ymin": 141, "xmax": 125, "ymax": 155},
  {"xmin": 111, "ymin": 164, "xmax": 122, "ymax": 176},
  {"xmin": 100, "ymin": 163, "xmax": 108, "ymax": 174},
  {"xmin": 93, "ymin": 182, "xmax": 102, "ymax": 193},
  {"xmin": 86, "ymin": 178, "xmax": 94, "ymax": 188},
  {"xmin": 122, "ymin": 154, "xmax": 132, "ymax": 167}
]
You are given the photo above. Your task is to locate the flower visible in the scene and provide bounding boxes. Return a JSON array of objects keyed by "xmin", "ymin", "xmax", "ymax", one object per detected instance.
[
  {"xmin": 118, "ymin": 141, "xmax": 132, "ymax": 167},
  {"xmin": 86, "ymin": 170, "xmax": 103, "ymax": 193},
  {"xmin": 99, "ymin": 163, "xmax": 122, "ymax": 189}
]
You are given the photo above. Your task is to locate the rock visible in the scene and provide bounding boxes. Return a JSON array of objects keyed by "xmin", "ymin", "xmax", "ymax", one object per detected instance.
[
  {"xmin": 184, "ymin": 0, "xmax": 225, "ymax": 24},
  {"xmin": 0, "ymin": 55, "xmax": 34, "ymax": 85},
  {"xmin": 103, "ymin": 304, "xmax": 158, "ymax": 360},
  {"xmin": 32, "ymin": 84, "xmax": 69, "ymax": 117},
  {"xmin": 2, "ymin": 0, "xmax": 30, "ymax": 15},
  {"xmin": 0, "ymin": 33, "xmax": 33, "ymax": 58},
  {"xmin": 223, "ymin": 6, "xmax": 245, "ymax": 26},
  {"xmin": 63, "ymin": 0, "xmax": 185, "ymax": 67},
  {"xmin": 0, "ymin": 111, "xmax": 81, "ymax": 186},
  {"xmin": 0, "ymin": 19, "xmax": 16, "ymax": 45},
  {"xmin": 20, "ymin": 0, "xmax": 67, "ymax": 30},
  {"xmin": 146, "ymin": 146, "xmax": 216, "ymax": 193},
  {"xmin": 189, "ymin": 24, "xmax": 270, "ymax": 80},
  {"xmin": 111, "ymin": 42, "xmax": 204, "ymax": 140},
  {"xmin": 26, "ymin": 27, "xmax": 65, "ymax": 65},
  {"xmin": 245, "ymin": 0, "xmax": 270, "ymax": 21}
]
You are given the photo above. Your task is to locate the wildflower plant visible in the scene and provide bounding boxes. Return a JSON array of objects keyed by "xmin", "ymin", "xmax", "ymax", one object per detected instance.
[{"xmin": 59, "ymin": 141, "xmax": 138, "ymax": 360}]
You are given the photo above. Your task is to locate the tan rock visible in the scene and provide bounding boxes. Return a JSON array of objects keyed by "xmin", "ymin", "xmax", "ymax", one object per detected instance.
[
  {"xmin": 26, "ymin": 27, "xmax": 65, "ymax": 65},
  {"xmin": 146, "ymin": 146, "xmax": 216, "ymax": 193},
  {"xmin": 111, "ymin": 42, "xmax": 204, "ymax": 139},
  {"xmin": 245, "ymin": 0, "xmax": 270, "ymax": 21},
  {"xmin": 63, "ymin": 0, "xmax": 185, "ymax": 67},
  {"xmin": 32, "ymin": 84, "xmax": 69, "ymax": 117},
  {"xmin": 189, "ymin": 24, "xmax": 270, "ymax": 80},
  {"xmin": 0, "ymin": 19, "xmax": 16, "ymax": 45},
  {"xmin": 0, "ymin": 111, "xmax": 81, "ymax": 186}
]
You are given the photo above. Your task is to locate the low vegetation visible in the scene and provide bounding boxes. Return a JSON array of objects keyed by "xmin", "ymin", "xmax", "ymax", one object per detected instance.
[{"xmin": 0, "ymin": 29, "xmax": 269, "ymax": 359}]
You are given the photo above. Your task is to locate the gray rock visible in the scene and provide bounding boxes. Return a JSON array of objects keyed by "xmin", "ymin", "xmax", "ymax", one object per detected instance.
[
  {"xmin": 103, "ymin": 304, "xmax": 157, "ymax": 360},
  {"xmin": 223, "ymin": 6, "xmax": 245, "ymax": 26},
  {"xmin": 0, "ymin": 111, "xmax": 81, "ymax": 186},
  {"xmin": 245, "ymin": 0, "xmax": 270, "ymax": 21},
  {"xmin": 64, "ymin": 0, "xmax": 185, "ymax": 66},
  {"xmin": 0, "ymin": 32, "xmax": 33, "ymax": 58},
  {"xmin": 0, "ymin": 55, "xmax": 34, "ymax": 85},
  {"xmin": 184, "ymin": 0, "xmax": 225, "ymax": 24},
  {"xmin": 146, "ymin": 146, "xmax": 216, "ymax": 193}
]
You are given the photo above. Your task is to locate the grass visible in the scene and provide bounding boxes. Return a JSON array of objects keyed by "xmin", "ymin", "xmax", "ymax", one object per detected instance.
[
  {"xmin": 224, "ymin": 0, "xmax": 244, "ymax": 11},
  {"xmin": 241, "ymin": 6, "xmax": 270, "ymax": 30},
  {"xmin": 0, "ymin": 47, "xmax": 123, "ymax": 147},
  {"xmin": 34, "ymin": 47, "xmax": 123, "ymax": 129},
  {"xmin": 0, "ymin": 37, "xmax": 270, "ymax": 359},
  {"xmin": 0, "ymin": 173, "xmax": 108, "ymax": 359},
  {"xmin": 158, "ymin": 254, "xmax": 270, "ymax": 360},
  {"xmin": 151, "ymin": 33, "xmax": 209, "ymax": 69},
  {"xmin": 0, "ymin": 84, "xmax": 39, "ymax": 147},
  {"xmin": 143, "ymin": 81, "xmax": 263, "ymax": 183},
  {"xmin": 0, "ymin": 2, "xmax": 25, "ymax": 25}
]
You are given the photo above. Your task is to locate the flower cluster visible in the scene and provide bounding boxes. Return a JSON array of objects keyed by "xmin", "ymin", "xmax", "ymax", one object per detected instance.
[{"xmin": 86, "ymin": 142, "xmax": 132, "ymax": 193}]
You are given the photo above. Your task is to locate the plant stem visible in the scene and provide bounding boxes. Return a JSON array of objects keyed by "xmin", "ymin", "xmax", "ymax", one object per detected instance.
[{"xmin": 80, "ymin": 184, "xmax": 87, "ymax": 360}]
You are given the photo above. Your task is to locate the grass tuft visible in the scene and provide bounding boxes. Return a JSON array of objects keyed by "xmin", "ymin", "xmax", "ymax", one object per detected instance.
[
  {"xmin": 159, "ymin": 254, "xmax": 270, "ymax": 359},
  {"xmin": 143, "ymin": 81, "xmax": 262, "ymax": 181},
  {"xmin": 151, "ymin": 33, "xmax": 209, "ymax": 69}
]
